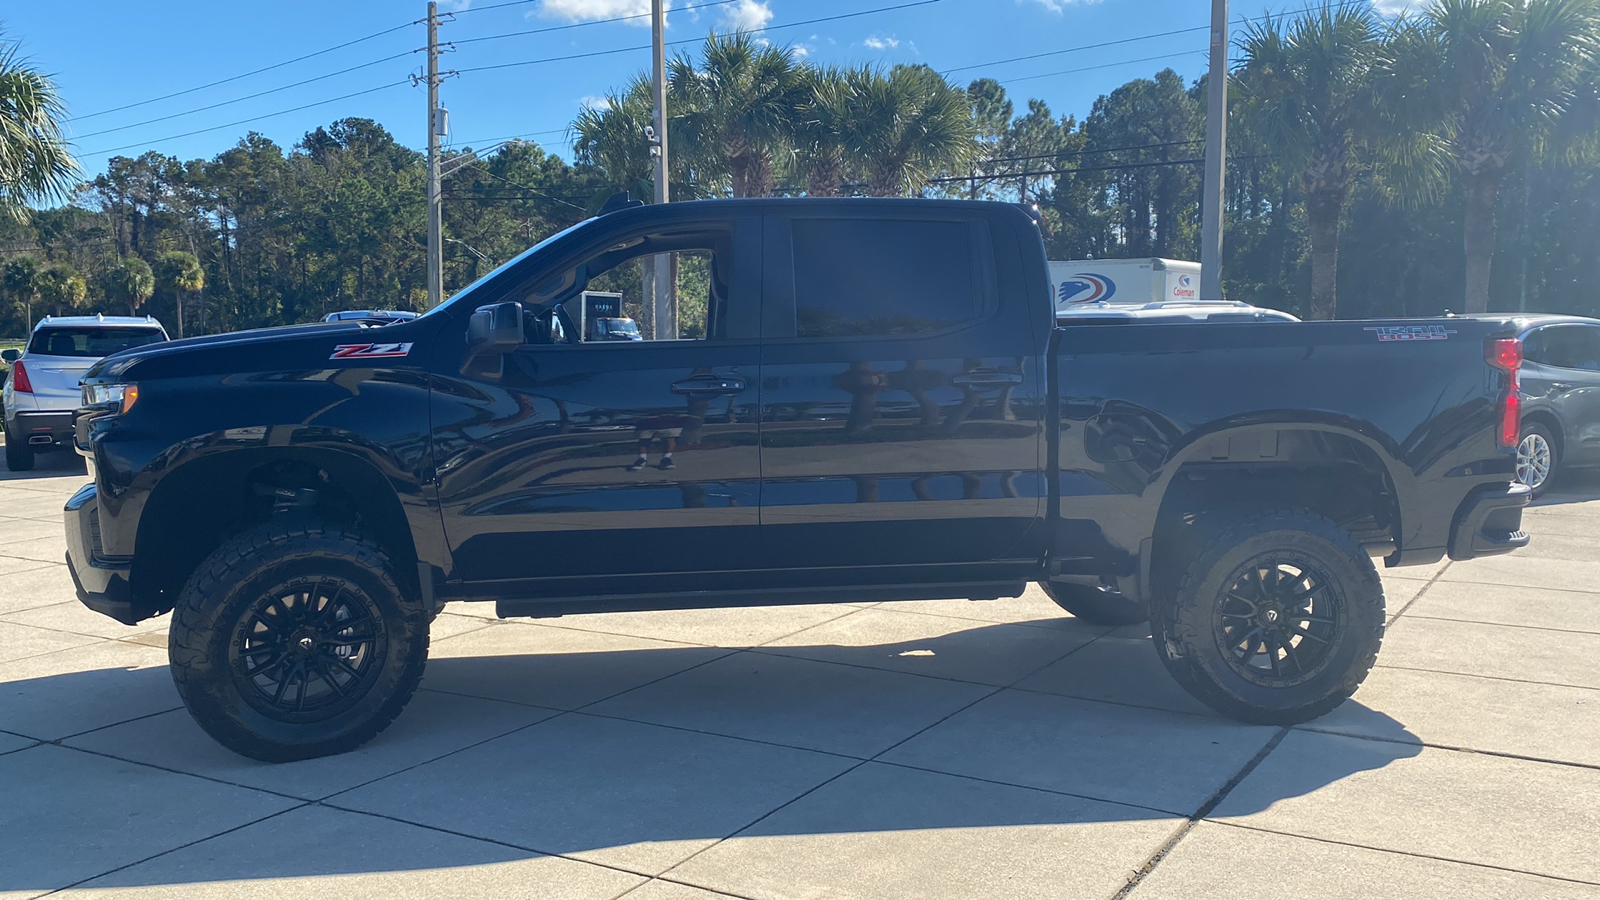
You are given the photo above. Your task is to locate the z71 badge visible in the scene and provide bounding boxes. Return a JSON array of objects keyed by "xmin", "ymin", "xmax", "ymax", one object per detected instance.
[{"xmin": 330, "ymin": 342, "xmax": 413, "ymax": 360}]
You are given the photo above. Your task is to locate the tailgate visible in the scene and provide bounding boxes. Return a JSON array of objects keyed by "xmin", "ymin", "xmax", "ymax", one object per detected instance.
[{"xmin": 20, "ymin": 355, "xmax": 94, "ymax": 410}]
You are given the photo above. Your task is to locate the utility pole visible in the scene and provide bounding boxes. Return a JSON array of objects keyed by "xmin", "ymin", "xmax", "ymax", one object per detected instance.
[
  {"xmin": 426, "ymin": 1, "xmax": 444, "ymax": 311},
  {"xmin": 648, "ymin": 0, "xmax": 673, "ymax": 339},
  {"xmin": 1199, "ymin": 0, "xmax": 1228, "ymax": 302}
]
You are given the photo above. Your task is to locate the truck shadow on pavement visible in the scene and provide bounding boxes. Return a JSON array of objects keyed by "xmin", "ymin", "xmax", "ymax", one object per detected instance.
[{"xmin": 0, "ymin": 617, "xmax": 1423, "ymax": 893}]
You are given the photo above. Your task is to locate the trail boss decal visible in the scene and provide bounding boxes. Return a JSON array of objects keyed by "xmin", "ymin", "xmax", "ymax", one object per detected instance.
[
  {"xmin": 330, "ymin": 342, "xmax": 414, "ymax": 360},
  {"xmin": 1364, "ymin": 325, "xmax": 1457, "ymax": 342}
]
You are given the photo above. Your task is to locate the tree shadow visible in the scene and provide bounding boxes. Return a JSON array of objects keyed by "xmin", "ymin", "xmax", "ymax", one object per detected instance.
[{"xmin": 0, "ymin": 617, "xmax": 1423, "ymax": 893}]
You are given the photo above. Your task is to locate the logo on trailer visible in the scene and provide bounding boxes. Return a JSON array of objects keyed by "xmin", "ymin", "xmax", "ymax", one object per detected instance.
[
  {"xmin": 330, "ymin": 342, "xmax": 414, "ymax": 360},
  {"xmin": 1178, "ymin": 274, "xmax": 1193, "ymax": 288},
  {"xmin": 1059, "ymin": 273, "xmax": 1116, "ymax": 304},
  {"xmin": 1363, "ymin": 326, "xmax": 1457, "ymax": 342}
]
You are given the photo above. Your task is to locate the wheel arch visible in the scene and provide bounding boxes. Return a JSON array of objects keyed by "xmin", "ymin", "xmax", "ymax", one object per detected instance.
[{"xmin": 131, "ymin": 444, "xmax": 425, "ymax": 616}]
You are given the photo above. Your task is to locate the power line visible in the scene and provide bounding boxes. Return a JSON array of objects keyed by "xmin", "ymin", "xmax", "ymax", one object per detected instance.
[
  {"xmin": 450, "ymin": 159, "xmax": 589, "ymax": 211},
  {"xmin": 74, "ymin": 19, "xmax": 418, "ymax": 121},
  {"xmin": 1000, "ymin": 51, "xmax": 1207, "ymax": 86},
  {"xmin": 79, "ymin": 81, "xmax": 411, "ymax": 158},
  {"xmin": 456, "ymin": 0, "xmax": 948, "ymax": 76},
  {"xmin": 72, "ymin": 50, "xmax": 418, "ymax": 141},
  {"xmin": 945, "ymin": 24, "xmax": 1211, "ymax": 75},
  {"xmin": 451, "ymin": 0, "xmax": 743, "ymax": 46},
  {"xmin": 447, "ymin": 128, "xmax": 569, "ymax": 146}
]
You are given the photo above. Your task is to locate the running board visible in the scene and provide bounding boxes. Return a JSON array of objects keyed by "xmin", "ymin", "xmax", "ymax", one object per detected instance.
[{"xmin": 494, "ymin": 580, "xmax": 1027, "ymax": 619}]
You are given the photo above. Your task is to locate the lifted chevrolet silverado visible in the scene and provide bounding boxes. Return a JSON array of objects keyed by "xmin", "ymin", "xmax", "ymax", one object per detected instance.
[{"xmin": 66, "ymin": 198, "xmax": 1530, "ymax": 761}]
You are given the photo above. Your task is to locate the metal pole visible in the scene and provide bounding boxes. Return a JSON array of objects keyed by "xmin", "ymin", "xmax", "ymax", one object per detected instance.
[
  {"xmin": 426, "ymin": 1, "xmax": 443, "ymax": 311},
  {"xmin": 1199, "ymin": 0, "xmax": 1228, "ymax": 302},
  {"xmin": 650, "ymin": 0, "xmax": 673, "ymax": 339}
]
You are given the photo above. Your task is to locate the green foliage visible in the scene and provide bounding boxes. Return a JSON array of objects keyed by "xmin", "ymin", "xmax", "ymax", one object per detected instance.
[
  {"xmin": 0, "ymin": 36, "xmax": 78, "ymax": 214},
  {"xmin": 34, "ymin": 262, "xmax": 85, "ymax": 315},
  {"xmin": 104, "ymin": 257, "xmax": 155, "ymax": 316}
]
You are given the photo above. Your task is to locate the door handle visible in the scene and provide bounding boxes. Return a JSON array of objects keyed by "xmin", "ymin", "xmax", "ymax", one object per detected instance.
[
  {"xmin": 953, "ymin": 371, "xmax": 1024, "ymax": 388},
  {"xmin": 671, "ymin": 376, "xmax": 746, "ymax": 395}
]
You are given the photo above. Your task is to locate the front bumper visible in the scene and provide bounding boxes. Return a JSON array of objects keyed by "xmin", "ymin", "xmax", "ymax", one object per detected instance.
[
  {"xmin": 64, "ymin": 483, "xmax": 140, "ymax": 625},
  {"xmin": 10, "ymin": 410, "xmax": 75, "ymax": 448},
  {"xmin": 1448, "ymin": 480, "xmax": 1532, "ymax": 561}
]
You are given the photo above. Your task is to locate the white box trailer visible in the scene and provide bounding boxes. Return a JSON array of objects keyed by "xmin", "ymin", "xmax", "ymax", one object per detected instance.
[
  {"xmin": 1046, "ymin": 258, "xmax": 1297, "ymax": 322},
  {"xmin": 1049, "ymin": 258, "xmax": 1202, "ymax": 309}
]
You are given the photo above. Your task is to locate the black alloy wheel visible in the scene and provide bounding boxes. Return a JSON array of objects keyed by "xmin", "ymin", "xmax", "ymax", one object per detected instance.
[
  {"xmin": 230, "ymin": 577, "xmax": 387, "ymax": 721},
  {"xmin": 1211, "ymin": 557, "xmax": 1342, "ymax": 688}
]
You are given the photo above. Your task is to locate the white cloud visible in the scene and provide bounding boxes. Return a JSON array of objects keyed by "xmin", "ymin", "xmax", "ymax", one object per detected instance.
[
  {"xmin": 539, "ymin": 0, "xmax": 662, "ymax": 26},
  {"xmin": 721, "ymin": 0, "xmax": 773, "ymax": 30},
  {"xmin": 580, "ymin": 95, "xmax": 612, "ymax": 110},
  {"xmin": 439, "ymin": 0, "xmax": 472, "ymax": 9},
  {"xmin": 1021, "ymin": 0, "xmax": 1102, "ymax": 12},
  {"xmin": 793, "ymin": 43, "xmax": 813, "ymax": 57},
  {"xmin": 1372, "ymin": 0, "xmax": 1423, "ymax": 14},
  {"xmin": 863, "ymin": 35, "xmax": 899, "ymax": 50}
]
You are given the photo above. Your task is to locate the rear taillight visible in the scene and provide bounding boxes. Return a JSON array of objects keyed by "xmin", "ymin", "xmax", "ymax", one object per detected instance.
[
  {"xmin": 8, "ymin": 360, "xmax": 31, "ymax": 394},
  {"xmin": 1486, "ymin": 338, "xmax": 1522, "ymax": 449}
]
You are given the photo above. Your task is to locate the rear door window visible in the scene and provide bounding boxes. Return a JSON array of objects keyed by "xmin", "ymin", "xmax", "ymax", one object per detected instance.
[
  {"xmin": 28, "ymin": 327, "xmax": 166, "ymax": 358},
  {"xmin": 789, "ymin": 218, "xmax": 983, "ymax": 338},
  {"xmin": 1532, "ymin": 325, "xmax": 1600, "ymax": 371}
]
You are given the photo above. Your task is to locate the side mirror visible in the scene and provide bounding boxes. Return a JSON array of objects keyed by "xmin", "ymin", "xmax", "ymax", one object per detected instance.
[
  {"xmin": 467, "ymin": 302, "xmax": 524, "ymax": 356},
  {"xmin": 1, "ymin": 349, "xmax": 19, "ymax": 363}
]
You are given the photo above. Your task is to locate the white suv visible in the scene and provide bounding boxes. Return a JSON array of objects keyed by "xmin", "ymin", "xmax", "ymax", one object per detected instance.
[{"xmin": 3, "ymin": 315, "xmax": 168, "ymax": 471}]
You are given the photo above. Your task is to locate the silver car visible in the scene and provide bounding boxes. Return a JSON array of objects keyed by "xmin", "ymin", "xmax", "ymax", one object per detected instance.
[
  {"xmin": 1514, "ymin": 315, "xmax": 1600, "ymax": 496},
  {"xmin": 3, "ymin": 315, "xmax": 167, "ymax": 471}
]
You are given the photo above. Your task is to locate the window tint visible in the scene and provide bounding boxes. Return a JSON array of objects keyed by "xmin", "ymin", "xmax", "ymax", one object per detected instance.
[
  {"xmin": 1531, "ymin": 325, "xmax": 1600, "ymax": 371},
  {"xmin": 28, "ymin": 327, "xmax": 165, "ymax": 358},
  {"xmin": 791, "ymin": 218, "xmax": 979, "ymax": 338},
  {"xmin": 523, "ymin": 239, "xmax": 728, "ymax": 346}
]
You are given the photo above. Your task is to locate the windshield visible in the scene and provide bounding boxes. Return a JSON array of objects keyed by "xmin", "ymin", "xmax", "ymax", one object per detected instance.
[
  {"xmin": 418, "ymin": 216, "xmax": 594, "ymax": 318},
  {"xmin": 27, "ymin": 327, "xmax": 166, "ymax": 358}
]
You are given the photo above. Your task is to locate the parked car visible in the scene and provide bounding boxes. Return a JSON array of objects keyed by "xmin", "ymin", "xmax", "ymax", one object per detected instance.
[
  {"xmin": 322, "ymin": 310, "xmax": 419, "ymax": 325},
  {"xmin": 1502, "ymin": 314, "xmax": 1600, "ymax": 497},
  {"xmin": 67, "ymin": 197, "xmax": 1529, "ymax": 761},
  {"xmin": 2, "ymin": 315, "xmax": 167, "ymax": 471}
]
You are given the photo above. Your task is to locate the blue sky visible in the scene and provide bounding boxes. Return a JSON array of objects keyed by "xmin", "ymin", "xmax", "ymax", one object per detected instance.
[{"xmin": 8, "ymin": 0, "xmax": 1420, "ymax": 178}]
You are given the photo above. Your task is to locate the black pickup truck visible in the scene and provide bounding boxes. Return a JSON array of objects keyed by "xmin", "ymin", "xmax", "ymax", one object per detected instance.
[{"xmin": 66, "ymin": 197, "xmax": 1530, "ymax": 761}]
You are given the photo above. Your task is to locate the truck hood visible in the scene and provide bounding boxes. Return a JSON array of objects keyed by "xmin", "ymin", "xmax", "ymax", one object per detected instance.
[{"xmin": 83, "ymin": 320, "xmax": 396, "ymax": 383}]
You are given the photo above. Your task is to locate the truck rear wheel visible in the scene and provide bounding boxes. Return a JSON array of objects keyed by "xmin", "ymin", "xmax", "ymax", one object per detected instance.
[
  {"xmin": 1150, "ymin": 509, "xmax": 1383, "ymax": 725},
  {"xmin": 168, "ymin": 519, "xmax": 428, "ymax": 761},
  {"xmin": 1039, "ymin": 581, "xmax": 1147, "ymax": 626}
]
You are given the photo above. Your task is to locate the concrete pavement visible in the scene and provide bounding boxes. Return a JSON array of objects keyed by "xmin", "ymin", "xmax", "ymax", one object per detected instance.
[{"xmin": 1, "ymin": 449, "xmax": 1597, "ymax": 899}]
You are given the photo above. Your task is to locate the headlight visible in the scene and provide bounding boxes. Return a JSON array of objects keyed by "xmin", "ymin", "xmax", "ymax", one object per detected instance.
[{"xmin": 84, "ymin": 383, "xmax": 139, "ymax": 415}]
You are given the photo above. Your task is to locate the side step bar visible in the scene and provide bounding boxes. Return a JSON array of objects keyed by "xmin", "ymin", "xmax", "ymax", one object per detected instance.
[{"xmin": 495, "ymin": 580, "xmax": 1028, "ymax": 619}]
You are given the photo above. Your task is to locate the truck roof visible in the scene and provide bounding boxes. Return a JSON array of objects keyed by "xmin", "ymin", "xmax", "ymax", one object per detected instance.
[{"xmin": 34, "ymin": 314, "xmax": 164, "ymax": 329}]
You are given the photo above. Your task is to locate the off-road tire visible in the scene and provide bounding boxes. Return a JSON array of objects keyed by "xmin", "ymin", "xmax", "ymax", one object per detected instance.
[
  {"xmin": 1150, "ymin": 508, "xmax": 1383, "ymax": 725},
  {"xmin": 169, "ymin": 519, "xmax": 428, "ymax": 761},
  {"xmin": 4, "ymin": 426, "xmax": 34, "ymax": 472},
  {"xmin": 1039, "ymin": 580, "xmax": 1148, "ymax": 626}
]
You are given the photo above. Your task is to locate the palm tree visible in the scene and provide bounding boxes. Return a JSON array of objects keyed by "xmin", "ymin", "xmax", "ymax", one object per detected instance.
[
  {"xmin": 3, "ymin": 255, "xmax": 39, "ymax": 330},
  {"xmin": 0, "ymin": 37, "xmax": 78, "ymax": 214},
  {"xmin": 792, "ymin": 65, "xmax": 856, "ymax": 197},
  {"xmin": 1235, "ymin": 4, "xmax": 1385, "ymax": 320},
  {"xmin": 843, "ymin": 65, "xmax": 975, "ymax": 198},
  {"xmin": 104, "ymin": 256, "xmax": 155, "ymax": 318},
  {"xmin": 34, "ymin": 262, "xmax": 85, "ymax": 316},
  {"xmin": 155, "ymin": 251, "xmax": 203, "ymax": 336},
  {"xmin": 669, "ymin": 32, "xmax": 805, "ymax": 198},
  {"xmin": 573, "ymin": 76, "xmax": 659, "ymax": 205},
  {"xmin": 1395, "ymin": 0, "xmax": 1600, "ymax": 313}
]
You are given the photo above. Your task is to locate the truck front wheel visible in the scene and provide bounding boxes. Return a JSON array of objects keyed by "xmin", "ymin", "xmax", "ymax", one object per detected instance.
[
  {"xmin": 1150, "ymin": 509, "xmax": 1383, "ymax": 725},
  {"xmin": 1039, "ymin": 581, "xmax": 1147, "ymax": 626},
  {"xmin": 168, "ymin": 520, "xmax": 428, "ymax": 761}
]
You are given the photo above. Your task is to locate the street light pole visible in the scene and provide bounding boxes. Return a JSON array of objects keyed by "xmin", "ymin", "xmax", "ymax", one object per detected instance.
[
  {"xmin": 426, "ymin": 1, "xmax": 444, "ymax": 311},
  {"xmin": 648, "ymin": 0, "xmax": 673, "ymax": 339},
  {"xmin": 1199, "ymin": 0, "xmax": 1228, "ymax": 302}
]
